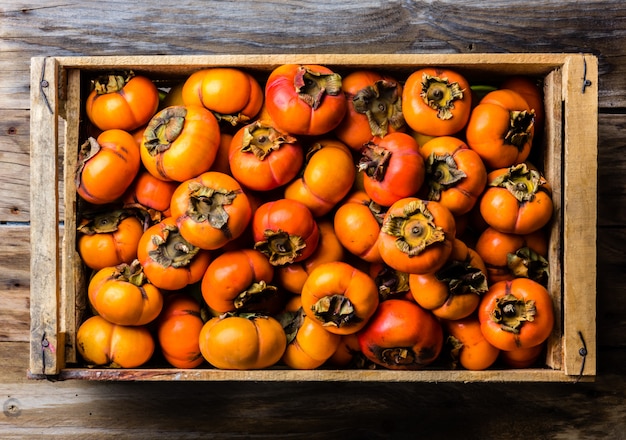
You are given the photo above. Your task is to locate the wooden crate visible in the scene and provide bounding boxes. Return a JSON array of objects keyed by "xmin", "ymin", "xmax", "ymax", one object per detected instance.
[{"xmin": 29, "ymin": 54, "xmax": 597, "ymax": 382}]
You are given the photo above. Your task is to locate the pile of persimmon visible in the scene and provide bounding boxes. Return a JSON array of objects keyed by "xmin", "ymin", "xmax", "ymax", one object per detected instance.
[{"xmin": 74, "ymin": 65, "xmax": 555, "ymax": 372}]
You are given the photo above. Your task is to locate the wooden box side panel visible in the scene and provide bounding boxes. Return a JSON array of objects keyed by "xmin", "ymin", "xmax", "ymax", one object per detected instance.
[
  {"xmin": 561, "ymin": 55, "xmax": 598, "ymax": 377},
  {"xmin": 29, "ymin": 57, "xmax": 64, "ymax": 376}
]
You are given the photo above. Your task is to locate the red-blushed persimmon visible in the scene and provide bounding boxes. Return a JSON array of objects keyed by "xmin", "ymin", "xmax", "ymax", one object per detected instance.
[
  {"xmin": 229, "ymin": 120, "xmax": 304, "ymax": 192},
  {"xmin": 419, "ymin": 135, "xmax": 487, "ymax": 216},
  {"xmin": 466, "ymin": 89, "xmax": 535, "ymax": 170},
  {"xmin": 358, "ymin": 299, "xmax": 443, "ymax": 370},
  {"xmin": 300, "ymin": 261, "xmax": 379, "ymax": 335},
  {"xmin": 77, "ymin": 209, "xmax": 144, "ymax": 271},
  {"xmin": 475, "ymin": 226, "xmax": 550, "ymax": 285},
  {"xmin": 88, "ymin": 260, "xmax": 163, "ymax": 327},
  {"xmin": 252, "ymin": 198, "xmax": 320, "ymax": 266},
  {"xmin": 478, "ymin": 278, "xmax": 554, "ymax": 351},
  {"xmin": 76, "ymin": 129, "xmax": 141, "ymax": 205},
  {"xmin": 359, "ymin": 132, "xmax": 425, "ymax": 207},
  {"xmin": 479, "ymin": 163, "xmax": 553, "ymax": 235},
  {"xmin": 198, "ymin": 313, "xmax": 287, "ymax": 370},
  {"xmin": 169, "ymin": 171, "xmax": 252, "ymax": 250},
  {"xmin": 140, "ymin": 105, "xmax": 221, "ymax": 182},
  {"xmin": 334, "ymin": 70, "xmax": 405, "ymax": 150},
  {"xmin": 264, "ymin": 64, "xmax": 347, "ymax": 136},
  {"xmin": 333, "ymin": 191, "xmax": 386, "ymax": 264},
  {"xmin": 442, "ymin": 315, "xmax": 500, "ymax": 371},
  {"xmin": 157, "ymin": 293, "xmax": 205, "ymax": 369},
  {"xmin": 276, "ymin": 220, "xmax": 345, "ymax": 295},
  {"xmin": 136, "ymin": 217, "xmax": 212, "ymax": 291},
  {"xmin": 378, "ymin": 197, "xmax": 456, "ymax": 274},
  {"xmin": 201, "ymin": 248, "xmax": 284, "ymax": 315},
  {"xmin": 402, "ymin": 68, "xmax": 472, "ymax": 137},
  {"xmin": 123, "ymin": 169, "xmax": 179, "ymax": 218},
  {"xmin": 85, "ymin": 72, "xmax": 159, "ymax": 132},
  {"xmin": 76, "ymin": 315, "xmax": 154, "ymax": 368},
  {"xmin": 284, "ymin": 139, "xmax": 355, "ymax": 217}
]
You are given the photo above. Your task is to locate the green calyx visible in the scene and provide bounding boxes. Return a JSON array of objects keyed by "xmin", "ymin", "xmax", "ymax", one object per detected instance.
[
  {"xmin": 490, "ymin": 163, "xmax": 547, "ymax": 203},
  {"xmin": 352, "ymin": 79, "xmax": 405, "ymax": 137},
  {"xmin": 186, "ymin": 181, "xmax": 240, "ymax": 238},
  {"xmin": 381, "ymin": 200, "xmax": 446, "ymax": 256},
  {"xmin": 426, "ymin": 152, "xmax": 467, "ymax": 201},
  {"xmin": 420, "ymin": 73, "xmax": 464, "ymax": 120},
  {"xmin": 294, "ymin": 66, "xmax": 343, "ymax": 109},
  {"xmin": 148, "ymin": 224, "xmax": 200, "ymax": 268},
  {"xmin": 240, "ymin": 121, "xmax": 297, "ymax": 160},
  {"xmin": 142, "ymin": 106, "xmax": 187, "ymax": 155}
]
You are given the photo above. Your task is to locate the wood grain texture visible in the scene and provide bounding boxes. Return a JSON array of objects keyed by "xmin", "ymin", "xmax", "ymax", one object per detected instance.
[
  {"xmin": 1, "ymin": 0, "xmax": 625, "ymax": 437},
  {"xmin": 1, "ymin": 342, "xmax": 625, "ymax": 439}
]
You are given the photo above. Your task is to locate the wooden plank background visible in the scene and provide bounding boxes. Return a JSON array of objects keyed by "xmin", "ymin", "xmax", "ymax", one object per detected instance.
[{"xmin": 1, "ymin": 0, "xmax": 625, "ymax": 437}]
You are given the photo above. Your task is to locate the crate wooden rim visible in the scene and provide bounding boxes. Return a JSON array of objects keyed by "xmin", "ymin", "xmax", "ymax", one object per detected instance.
[{"xmin": 29, "ymin": 53, "xmax": 598, "ymax": 382}]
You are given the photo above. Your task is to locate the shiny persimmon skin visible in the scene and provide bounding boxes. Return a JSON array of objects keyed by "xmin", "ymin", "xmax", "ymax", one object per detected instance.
[
  {"xmin": 443, "ymin": 315, "xmax": 500, "ymax": 371},
  {"xmin": 361, "ymin": 132, "xmax": 425, "ymax": 207},
  {"xmin": 77, "ymin": 129, "xmax": 141, "ymax": 205},
  {"xmin": 402, "ymin": 68, "xmax": 472, "ymax": 137},
  {"xmin": 198, "ymin": 314, "xmax": 287, "ymax": 370},
  {"xmin": 284, "ymin": 138, "xmax": 356, "ymax": 217},
  {"xmin": 88, "ymin": 265, "xmax": 164, "ymax": 327},
  {"xmin": 86, "ymin": 75, "xmax": 159, "ymax": 132},
  {"xmin": 409, "ymin": 238, "xmax": 486, "ymax": 320},
  {"xmin": 157, "ymin": 293, "xmax": 205, "ymax": 369},
  {"xmin": 77, "ymin": 215, "xmax": 144, "ymax": 271},
  {"xmin": 123, "ymin": 169, "xmax": 179, "ymax": 215},
  {"xmin": 76, "ymin": 315, "xmax": 155, "ymax": 368},
  {"xmin": 333, "ymin": 191, "xmax": 384, "ymax": 264},
  {"xmin": 358, "ymin": 299, "xmax": 443, "ymax": 370},
  {"xmin": 465, "ymin": 89, "xmax": 534, "ymax": 170},
  {"xmin": 281, "ymin": 297, "xmax": 341, "ymax": 369},
  {"xmin": 252, "ymin": 199, "xmax": 320, "ymax": 264},
  {"xmin": 229, "ymin": 121, "xmax": 304, "ymax": 192},
  {"xmin": 140, "ymin": 105, "xmax": 221, "ymax": 182},
  {"xmin": 200, "ymin": 249, "xmax": 276, "ymax": 314},
  {"xmin": 169, "ymin": 171, "xmax": 252, "ymax": 250},
  {"xmin": 474, "ymin": 226, "xmax": 549, "ymax": 284},
  {"xmin": 265, "ymin": 64, "xmax": 347, "ymax": 136},
  {"xmin": 334, "ymin": 70, "xmax": 404, "ymax": 150},
  {"xmin": 182, "ymin": 67, "xmax": 263, "ymax": 121},
  {"xmin": 478, "ymin": 278, "xmax": 555, "ymax": 351},
  {"xmin": 378, "ymin": 198, "xmax": 456, "ymax": 275},
  {"xmin": 136, "ymin": 217, "xmax": 212, "ymax": 291},
  {"xmin": 209, "ymin": 132, "xmax": 234, "ymax": 175},
  {"xmin": 276, "ymin": 221, "xmax": 345, "ymax": 295},
  {"xmin": 419, "ymin": 136, "xmax": 487, "ymax": 216},
  {"xmin": 300, "ymin": 261, "xmax": 380, "ymax": 335},
  {"xmin": 479, "ymin": 167, "xmax": 553, "ymax": 235}
]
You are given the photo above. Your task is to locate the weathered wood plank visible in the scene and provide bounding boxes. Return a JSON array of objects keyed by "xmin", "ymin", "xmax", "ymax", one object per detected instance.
[
  {"xmin": 29, "ymin": 57, "xmax": 63, "ymax": 376},
  {"xmin": 1, "ymin": 341, "xmax": 625, "ymax": 439},
  {"xmin": 0, "ymin": 1, "xmax": 625, "ymax": 109}
]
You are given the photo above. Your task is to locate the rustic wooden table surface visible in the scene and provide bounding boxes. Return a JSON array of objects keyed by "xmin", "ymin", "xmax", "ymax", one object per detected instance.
[{"xmin": 1, "ymin": 1, "xmax": 625, "ymax": 438}]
